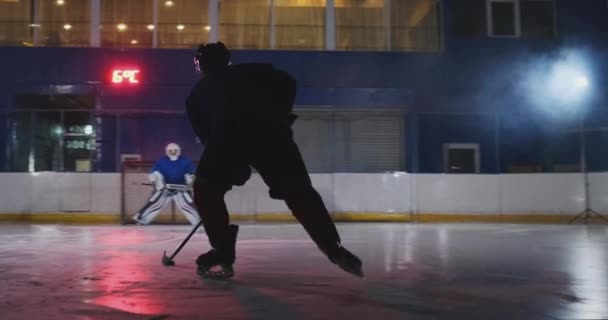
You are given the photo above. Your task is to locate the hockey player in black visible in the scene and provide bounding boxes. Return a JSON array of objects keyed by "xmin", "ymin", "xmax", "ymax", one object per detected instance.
[{"xmin": 186, "ymin": 42, "xmax": 363, "ymax": 279}]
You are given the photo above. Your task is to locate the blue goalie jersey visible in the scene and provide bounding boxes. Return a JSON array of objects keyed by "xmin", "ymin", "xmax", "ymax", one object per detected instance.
[{"xmin": 151, "ymin": 156, "xmax": 195, "ymax": 185}]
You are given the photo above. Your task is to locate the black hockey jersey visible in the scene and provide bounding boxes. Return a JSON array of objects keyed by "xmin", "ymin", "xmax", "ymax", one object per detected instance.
[{"xmin": 186, "ymin": 63, "xmax": 297, "ymax": 145}]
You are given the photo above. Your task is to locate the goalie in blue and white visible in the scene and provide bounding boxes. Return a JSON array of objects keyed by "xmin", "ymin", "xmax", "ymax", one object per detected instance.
[{"xmin": 133, "ymin": 143, "xmax": 201, "ymax": 225}]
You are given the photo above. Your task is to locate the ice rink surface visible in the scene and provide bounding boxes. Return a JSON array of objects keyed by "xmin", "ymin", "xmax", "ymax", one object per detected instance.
[{"xmin": 0, "ymin": 223, "xmax": 607, "ymax": 320}]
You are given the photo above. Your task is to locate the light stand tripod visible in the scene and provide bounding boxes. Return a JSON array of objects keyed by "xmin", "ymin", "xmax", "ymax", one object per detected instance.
[{"xmin": 569, "ymin": 115, "xmax": 608, "ymax": 224}]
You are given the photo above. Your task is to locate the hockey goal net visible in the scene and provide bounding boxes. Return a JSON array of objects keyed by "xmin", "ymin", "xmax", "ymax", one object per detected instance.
[{"xmin": 121, "ymin": 161, "xmax": 193, "ymax": 224}]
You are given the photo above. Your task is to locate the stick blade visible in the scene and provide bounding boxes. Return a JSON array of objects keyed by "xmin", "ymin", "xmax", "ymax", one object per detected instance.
[{"xmin": 161, "ymin": 250, "xmax": 175, "ymax": 266}]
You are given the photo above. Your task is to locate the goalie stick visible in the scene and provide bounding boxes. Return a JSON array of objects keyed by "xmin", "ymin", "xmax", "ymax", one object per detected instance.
[{"xmin": 134, "ymin": 182, "xmax": 192, "ymax": 191}]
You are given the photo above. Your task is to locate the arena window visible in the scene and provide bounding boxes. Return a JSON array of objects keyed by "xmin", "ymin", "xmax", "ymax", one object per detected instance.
[
  {"xmin": 520, "ymin": 0, "xmax": 556, "ymax": 39},
  {"xmin": 443, "ymin": 143, "xmax": 480, "ymax": 174},
  {"xmin": 101, "ymin": 0, "xmax": 154, "ymax": 48},
  {"xmin": 8, "ymin": 94, "xmax": 97, "ymax": 172},
  {"xmin": 37, "ymin": 0, "xmax": 90, "ymax": 47},
  {"xmin": 486, "ymin": 0, "xmax": 521, "ymax": 37},
  {"xmin": 219, "ymin": 0, "xmax": 271, "ymax": 49},
  {"xmin": 451, "ymin": 0, "xmax": 487, "ymax": 37},
  {"xmin": 158, "ymin": 0, "xmax": 209, "ymax": 48},
  {"xmin": 335, "ymin": 0, "xmax": 385, "ymax": 51},
  {"xmin": 390, "ymin": 0, "xmax": 442, "ymax": 51},
  {"xmin": 0, "ymin": 0, "xmax": 33, "ymax": 46},
  {"xmin": 274, "ymin": 0, "xmax": 326, "ymax": 50}
]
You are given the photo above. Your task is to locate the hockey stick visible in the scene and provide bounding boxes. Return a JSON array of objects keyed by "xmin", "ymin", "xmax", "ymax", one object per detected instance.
[
  {"xmin": 166, "ymin": 184, "xmax": 192, "ymax": 191},
  {"xmin": 162, "ymin": 218, "xmax": 204, "ymax": 266},
  {"xmin": 132, "ymin": 182, "xmax": 192, "ymax": 191}
]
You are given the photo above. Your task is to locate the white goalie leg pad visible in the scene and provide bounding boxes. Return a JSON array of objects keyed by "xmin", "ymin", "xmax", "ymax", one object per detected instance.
[
  {"xmin": 174, "ymin": 191, "xmax": 201, "ymax": 225},
  {"xmin": 134, "ymin": 189, "xmax": 171, "ymax": 224}
]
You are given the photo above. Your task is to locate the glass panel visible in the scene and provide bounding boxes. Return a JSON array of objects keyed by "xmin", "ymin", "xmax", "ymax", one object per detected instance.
[
  {"xmin": 34, "ymin": 112, "xmax": 62, "ymax": 172},
  {"xmin": 274, "ymin": 0, "xmax": 325, "ymax": 50},
  {"xmin": 6, "ymin": 112, "xmax": 32, "ymax": 172},
  {"xmin": 96, "ymin": 114, "xmax": 117, "ymax": 172},
  {"xmin": 14, "ymin": 94, "xmax": 95, "ymax": 110},
  {"xmin": 37, "ymin": 0, "xmax": 90, "ymax": 47},
  {"xmin": 521, "ymin": 0, "xmax": 554, "ymax": 38},
  {"xmin": 102, "ymin": 0, "xmax": 154, "ymax": 48},
  {"xmin": 450, "ymin": 0, "xmax": 486, "ymax": 37},
  {"xmin": 448, "ymin": 148, "xmax": 475, "ymax": 173},
  {"xmin": 391, "ymin": 0, "xmax": 440, "ymax": 51},
  {"xmin": 0, "ymin": 0, "xmax": 33, "ymax": 46},
  {"xmin": 158, "ymin": 0, "xmax": 209, "ymax": 48},
  {"xmin": 491, "ymin": 1, "xmax": 516, "ymax": 36},
  {"xmin": 219, "ymin": 0, "xmax": 270, "ymax": 49},
  {"xmin": 335, "ymin": 0, "xmax": 385, "ymax": 51},
  {"xmin": 63, "ymin": 112, "xmax": 94, "ymax": 172}
]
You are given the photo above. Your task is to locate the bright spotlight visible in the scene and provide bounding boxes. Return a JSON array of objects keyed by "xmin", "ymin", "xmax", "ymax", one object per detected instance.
[
  {"xmin": 575, "ymin": 76, "xmax": 589, "ymax": 89},
  {"xmin": 523, "ymin": 49, "xmax": 592, "ymax": 114}
]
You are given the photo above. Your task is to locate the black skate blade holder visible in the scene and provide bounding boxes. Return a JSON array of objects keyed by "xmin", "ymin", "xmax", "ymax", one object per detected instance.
[{"xmin": 162, "ymin": 220, "xmax": 204, "ymax": 266}]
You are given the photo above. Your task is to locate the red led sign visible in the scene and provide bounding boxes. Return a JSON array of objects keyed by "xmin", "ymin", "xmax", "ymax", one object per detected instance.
[{"xmin": 111, "ymin": 69, "xmax": 140, "ymax": 84}]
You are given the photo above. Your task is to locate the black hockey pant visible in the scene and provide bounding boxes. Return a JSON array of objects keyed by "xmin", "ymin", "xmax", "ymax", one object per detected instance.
[{"xmin": 193, "ymin": 134, "xmax": 342, "ymax": 257}]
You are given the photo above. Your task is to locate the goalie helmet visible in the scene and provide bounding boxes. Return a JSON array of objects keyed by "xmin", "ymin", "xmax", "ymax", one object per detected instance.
[
  {"xmin": 194, "ymin": 42, "xmax": 230, "ymax": 74},
  {"xmin": 165, "ymin": 143, "xmax": 181, "ymax": 161}
]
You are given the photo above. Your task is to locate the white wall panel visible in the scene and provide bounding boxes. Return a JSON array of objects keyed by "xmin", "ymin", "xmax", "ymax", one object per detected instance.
[
  {"xmin": 59, "ymin": 173, "xmax": 91, "ymax": 212},
  {"xmin": 311, "ymin": 174, "xmax": 334, "ymax": 212},
  {"xmin": 416, "ymin": 174, "xmax": 500, "ymax": 213},
  {"xmin": 332, "ymin": 173, "xmax": 411, "ymax": 213},
  {"xmin": 31, "ymin": 173, "xmax": 61, "ymax": 212},
  {"xmin": 90, "ymin": 173, "xmax": 121, "ymax": 213},
  {"xmin": 226, "ymin": 175, "xmax": 265, "ymax": 214},
  {"xmin": 500, "ymin": 174, "xmax": 584, "ymax": 214},
  {"xmin": 0, "ymin": 172, "xmax": 601, "ymax": 217},
  {"xmin": 584, "ymin": 173, "xmax": 608, "ymax": 213},
  {"xmin": 251, "ymin": 172, "xmax": 290, "ymax": 213},
  {"xmin": 0, "ymin": 173, "xmax": 32, "ymax": 212}
]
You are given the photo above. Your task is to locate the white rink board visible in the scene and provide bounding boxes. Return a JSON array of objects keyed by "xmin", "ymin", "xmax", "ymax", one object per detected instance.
[
  {"xmin": 0, "ymin": 173, "xmax": 32, "ymax": 212},
  {"xmin": 0, "ymin": 173, "xmax": 121, "ymax": 214},
  {"xmin": 0, "ymin": 172, "xmax": 605, "ymax": 216},
  {"xmin": 589, "ymin": 172, "xmax": 608, "ymax": 213},
  {"xmin": 30, "ymin": 173, "xmax": 61, "ymax": 212},
  {"xmin": 500, "ymin": 174, "xmax": 584, "ymax": 214},
  {"xmin": 332, "ymin": 173, "xmax": 411, "ymax": 213},
  {"xmin": 415, "ymin": 174, "xmax": 500, "ymax": 213},
  {"xmin": 89, "ymin": 174, "xmax": 121, "ymax": 213}
]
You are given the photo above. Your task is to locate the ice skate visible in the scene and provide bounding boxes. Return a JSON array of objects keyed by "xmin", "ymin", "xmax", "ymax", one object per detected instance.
[
  {"xmin": 132, "ymin": 214, "xmax": 147, "ymax": 225},
  {"xmin": 196, "ymin": 249, "xmax": 235, "ymax": 279},
  {"xmin": 328, "ymin": 245, "xmax": 364, "ymax": 278},
  {"xmin": 196, "ymin": 224, "xmax": 239, "ymax": 280}
]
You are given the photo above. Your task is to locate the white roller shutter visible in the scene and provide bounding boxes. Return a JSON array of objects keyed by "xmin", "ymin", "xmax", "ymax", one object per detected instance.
[{"xmin": 292, "ymin": 109, "xmax": 404, "ymax": 173}]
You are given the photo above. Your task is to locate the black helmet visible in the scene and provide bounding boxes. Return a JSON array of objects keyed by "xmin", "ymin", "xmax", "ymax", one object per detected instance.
[{"xmin": 194, "ymin": 42, "xmax": 230, "ymax": 74}]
